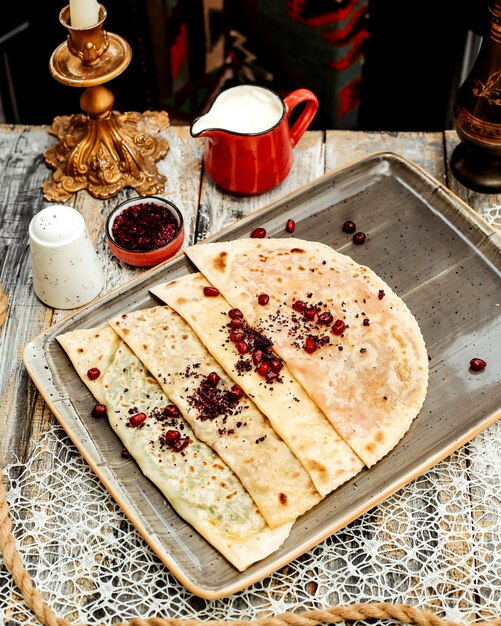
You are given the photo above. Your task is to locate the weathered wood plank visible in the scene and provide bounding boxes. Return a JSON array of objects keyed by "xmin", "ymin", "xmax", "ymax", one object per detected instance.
[
  {"xmin": 0, "ymin": 125, "xmax": 58, "ymax": 466},
  {"xmin": 325, "ymin": 130, "xmax": 446, "ymax": 181}
]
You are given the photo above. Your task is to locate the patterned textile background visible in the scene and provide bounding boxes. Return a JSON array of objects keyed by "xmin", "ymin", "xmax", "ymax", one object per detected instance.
[
  {"xmin": 224, "ymin": 0, "xmax": 369, "ymax": 129},
  {"xmin": 141, "ymin": 0, "xmax": 230, "ymax": 124},
  {"xmin": 150, "ymin": 0, "xmax": 369, "ymax": 129},
  {"xmin": 1, "ymin": 422, "xmax": 499, "ymax": 624}
]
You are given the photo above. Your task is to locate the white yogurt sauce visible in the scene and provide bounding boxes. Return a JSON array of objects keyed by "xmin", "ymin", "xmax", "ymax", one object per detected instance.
[{"xmin": 191, "ymin": 85, "xmax": 284, "ymax": 135}]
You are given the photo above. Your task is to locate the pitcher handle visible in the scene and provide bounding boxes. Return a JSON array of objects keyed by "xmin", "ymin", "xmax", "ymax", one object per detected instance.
[{"xmin": 284, "ymin": 89, "xmax": 319, "ymax": 147}]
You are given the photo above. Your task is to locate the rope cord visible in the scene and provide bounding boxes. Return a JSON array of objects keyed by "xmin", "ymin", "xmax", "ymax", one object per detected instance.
[{"xmin": 1, "ymin": 471, "xmax": 500, "ymax": 626}]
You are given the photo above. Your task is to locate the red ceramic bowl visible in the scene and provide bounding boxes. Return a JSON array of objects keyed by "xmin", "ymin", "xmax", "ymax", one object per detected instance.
[{"xmin": 106, "ymin": 196, "xmax": 184, "ymax": 267}]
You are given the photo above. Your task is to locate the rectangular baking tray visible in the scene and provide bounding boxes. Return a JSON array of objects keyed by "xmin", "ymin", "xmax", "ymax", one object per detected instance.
[{"xmin": 24, "ymin": 152, "xmax": 501, "ymax": 600}]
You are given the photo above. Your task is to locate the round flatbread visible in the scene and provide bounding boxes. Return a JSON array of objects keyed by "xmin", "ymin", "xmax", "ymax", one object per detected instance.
[
  {"xmin": 151, "ymin": 272, "xmax": 364, "ymax": 496},
  {"xmin": 57, "ymin": 326, "xmax": 292, "ymax": 571},
  {"xmin": 108, "ymin": 306, "xmax": 321, "ymax": 527},
  {"xmin": 185, "ymin": 237, "xmax": 429, "ymax": 467}
]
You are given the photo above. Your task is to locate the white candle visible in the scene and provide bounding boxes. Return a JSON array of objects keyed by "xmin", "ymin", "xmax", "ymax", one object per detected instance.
[{"xmin": 69, "ymin": 0, "xmax": 100, "ymax": 28}]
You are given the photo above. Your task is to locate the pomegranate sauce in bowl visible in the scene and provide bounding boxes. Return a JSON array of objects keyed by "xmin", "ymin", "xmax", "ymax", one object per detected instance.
[{"xmin": 106, "ymin": 197, "xmax": 184, "ymax": 267}]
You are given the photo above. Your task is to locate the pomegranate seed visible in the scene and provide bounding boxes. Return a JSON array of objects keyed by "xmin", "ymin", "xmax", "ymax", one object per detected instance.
[
  {"xmin": 332, "ymin": 319, "xmax": 346, "ymax": 335},
  {"xmin": 164, "ymin": 404, "xmax": 180, "ymax": 418},
  {"xmin": 203, "ymin": 286, "xmax": 219, "ymax": 297},
  {"xmin": 270, "ymin": 359, "xmax": 283, "ymax": 372},
  {"xmin": 304, "ymin": 307, "xmax": 317, "ymax": 321},
  {"xmin": 353, "ymin": 232, "xmax": 366, "ymax": 245},
  {"xmin": 318, "ymin": 311, "xmax": 334, "ymax": 325},
  {"xmin": 172, "ymin": 437, "xmax": 190, "ymax": 452},
  {"xmin": 129, "ymin": 413, "xmax": 147, "ymax": 427},
  {"xmin": 251, "ymin": 227, "xmax": 266, "ymax": 238},
  {"xmin": 229, "ymin": 384, "xmax": 244, "ymax": 400},
  {"xmin": 252, "ymin": 349, "xmax": 263, "ymax": 364},
  {"xmin": 286, "ymin": 219, "xmax": 295, "ymax": 233},
  {"xmin": 87, "ymin": 367, "xmax": 100, "ymax": 380},
  {"xmin": 257, "ymin": 361, "xmax": 271, "ymax": 377},
  {"xmin": 342, "ymin": 220, "xmax": 356, "ymax": 234},
  {"xmin": 121, "ymin": 448, "xmax": 131, "ymax": 458},
  {"xmin": 229, "ymin": 331, "xmax": 245, "ymax": 342},
  {"xmin": 304, "ymin": 335, "xmax": 316, "ymax": 353},
  {"xmin": 164, "ymin": 429, "xmax": 181, "ymax": 443},
  {"xmin": 266, "ymin": 370, "xmax": 279, "ymax": 382},
  {"xmin": 236, "ymin": 341, "xmax": 249, "ymax": 354},
  {"xmin": 258, "ymin": 293, "xmax": 270, "ymax": 305},
  {"xmin": 230, "ymin": 318, "xmax": 243, "ymax": 329},
  {"xmin": 207, "ymin": 372, "xmax": 220, "ymax": 386},
  {"xmin": 378, "ymin": 290, "xmax": 385, "ymax": 300},
  {"xmin": 91, "ymin": 403, "xmax": 107, "ymax": 418},
  {"xmin": 228, "ymin": 308, "xmax": 243, "ymax": 319},
  {"xmin": 293, "ymin": 300, "xmax": 306, "ymax": 313},
  {"xmin": 470, "ymin": 358, "xmax": 487, "ymax": 371}
]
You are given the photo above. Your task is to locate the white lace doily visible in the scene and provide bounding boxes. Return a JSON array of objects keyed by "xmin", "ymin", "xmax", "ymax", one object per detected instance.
[{"xmin": 1, "ymin": 421, "xmax": 499, "ymax": 625}]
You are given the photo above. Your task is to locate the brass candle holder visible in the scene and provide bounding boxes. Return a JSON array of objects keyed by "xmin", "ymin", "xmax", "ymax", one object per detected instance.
[{"xmin": 42, "ymin": 4, "xmax": 169, "ymax": 202}]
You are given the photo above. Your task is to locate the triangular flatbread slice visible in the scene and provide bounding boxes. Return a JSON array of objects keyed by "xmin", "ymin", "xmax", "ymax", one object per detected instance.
[
  {"xmin": 151, "ymin": 272, "xmax": 364, "ymax": 495},
  {"xmin": 184, "ymin": 238, "xmax": 429, "ymax": 467},
  {"xmin": 108, "ymin": 306, "xmax": 321, "ymax": 527},
  {"xmin": 57, "ymin": 326, "xmax": 292, "ymax": 571}
]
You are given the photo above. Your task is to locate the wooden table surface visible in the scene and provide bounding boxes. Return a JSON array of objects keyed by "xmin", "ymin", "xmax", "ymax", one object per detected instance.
[{"xmin": 0, "ymin": 123, "xmax": 499, "ymax": 622}]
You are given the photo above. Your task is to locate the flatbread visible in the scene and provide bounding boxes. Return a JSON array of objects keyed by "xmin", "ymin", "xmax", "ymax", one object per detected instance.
[
  {"xmin": 184, "ymin": 237, "xmax": 429, "ymax": 467},
  {"xmin": 151, "ymin": 272, "xmax": 364, "ymax": 495},
  {"xmin": 56, "ymin": 326, "xmax": 292, "ymax": 571},
  {"xmin": 109, "ymin": 306, "xmax": 321, "ymax": 527}
]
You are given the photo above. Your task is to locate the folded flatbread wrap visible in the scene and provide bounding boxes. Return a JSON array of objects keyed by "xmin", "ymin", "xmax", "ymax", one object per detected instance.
[
  {"xmin": 56, "ymin": 325, "xmax": 293, "ymax": 571},
  {"xmin": 185, "ymin": 238, "xmax": 429, "ymax": 467},
  {"xmin": 151, "ymin": 272, "xmax": 364, "ymax": 495},
  {"xmin": 109, "ymin": 306, "xmax": 321, "ymax": 527}
]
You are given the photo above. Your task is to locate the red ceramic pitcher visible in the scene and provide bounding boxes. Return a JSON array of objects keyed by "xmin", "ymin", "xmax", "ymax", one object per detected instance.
[{"xmin": 190, "ymin": 85, "xmax": 318, "ymax": 195}]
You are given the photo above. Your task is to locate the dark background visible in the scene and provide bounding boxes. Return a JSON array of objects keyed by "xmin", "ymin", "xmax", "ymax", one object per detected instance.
[{"xmin": 0, "ymin": 0, "xmax": 486, "ymax": 130}]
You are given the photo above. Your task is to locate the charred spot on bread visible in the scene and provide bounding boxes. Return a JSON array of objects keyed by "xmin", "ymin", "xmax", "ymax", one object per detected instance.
[{"xmin": 214, "ymin": 251, "xmax": 227, "ymax": 271}]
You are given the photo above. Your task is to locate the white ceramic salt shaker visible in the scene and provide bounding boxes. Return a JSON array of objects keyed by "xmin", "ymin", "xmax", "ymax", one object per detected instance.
[{"xmin": 29, "ymin": 205, "xmax": 104, "ymax": 309}]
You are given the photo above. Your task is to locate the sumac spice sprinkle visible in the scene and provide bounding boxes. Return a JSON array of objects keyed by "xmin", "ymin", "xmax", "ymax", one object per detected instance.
[
  {"xmin": 111, "ymin": 202, "xmax": 178, "ymax": 251},
  {"xmin": 225, "ymin": 316, "xmax": 284, "ymax": 384}
]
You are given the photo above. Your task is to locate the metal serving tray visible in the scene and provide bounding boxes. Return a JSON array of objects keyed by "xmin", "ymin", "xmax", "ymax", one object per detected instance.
[{"xmin": 24, "ymin": 152, "xmax": 501, "ymax": 599}]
